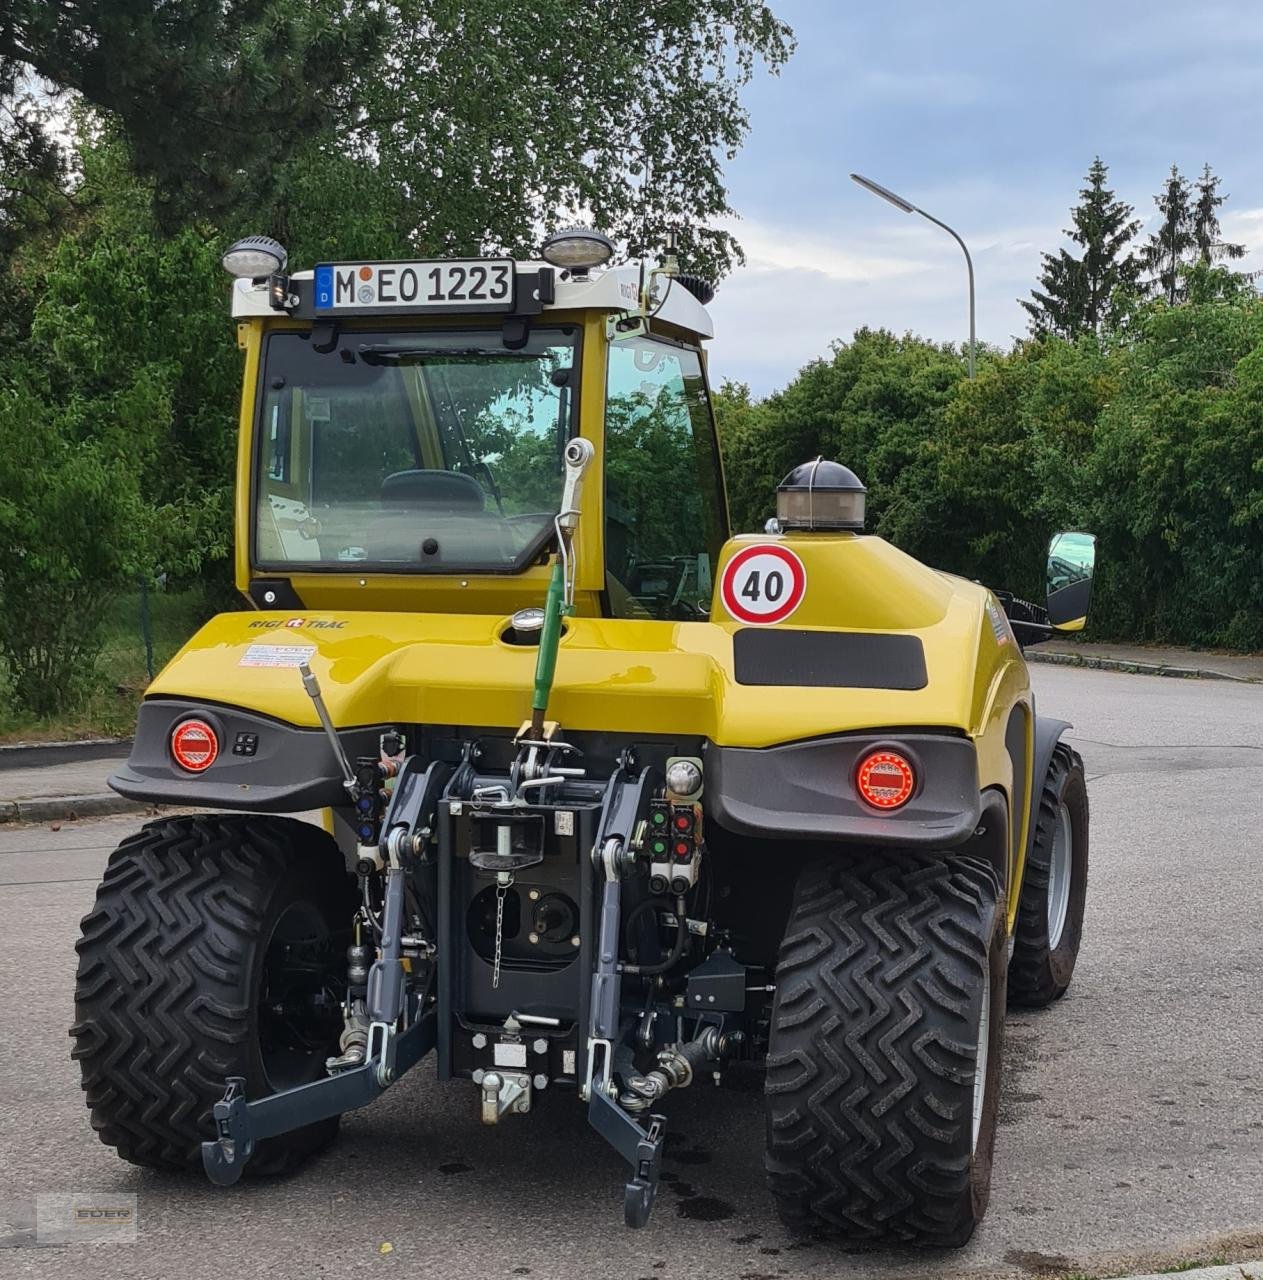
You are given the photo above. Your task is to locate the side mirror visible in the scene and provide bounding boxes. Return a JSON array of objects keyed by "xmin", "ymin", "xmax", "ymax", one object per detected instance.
[{"xmin": 1045, "ymin": 531, "xmax": 1096, "ymax": 631}]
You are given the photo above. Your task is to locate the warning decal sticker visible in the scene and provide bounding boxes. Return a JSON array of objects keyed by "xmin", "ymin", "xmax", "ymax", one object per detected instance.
[
  {"xmin": 719, "ymin": 544, "xmax": 807, "ymax": 626},
  {"xmin": 239, "ymin": 643, "xmax": 317, "ymax": 669}
]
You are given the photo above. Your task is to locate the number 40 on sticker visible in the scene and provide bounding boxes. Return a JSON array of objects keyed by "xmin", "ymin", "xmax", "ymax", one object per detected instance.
[{"xmin": 720, "ymin": 544, "xmax": 806, "ymax": 625}]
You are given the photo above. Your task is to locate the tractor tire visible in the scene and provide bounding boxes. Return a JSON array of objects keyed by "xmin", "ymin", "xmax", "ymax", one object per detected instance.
[
  {"xmin": 70, "ymin": 814, "xmax": 355, "ymax": 1175},
  {"xmin": 764, "ymin": 852, "xmax": 1006, "ymax": 1246},
  {"xmin": 1009, "ymin": 743, "xmax": 1089, "ymax": 1007}
]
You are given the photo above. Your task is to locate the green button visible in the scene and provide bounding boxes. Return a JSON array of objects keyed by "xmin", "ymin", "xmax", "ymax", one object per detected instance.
[
  {"xmin": 652, "ymin": 811, "xmax": 666, "ymax": 825},
  {"xmin": 652, "ymin": 839, "xmax": 667, "ymax": 856}
]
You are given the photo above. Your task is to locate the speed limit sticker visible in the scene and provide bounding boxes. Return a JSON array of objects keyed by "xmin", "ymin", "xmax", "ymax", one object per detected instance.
[{"xmin": 720, "ymin": 544, "xmax": 807, "ymax": 625}]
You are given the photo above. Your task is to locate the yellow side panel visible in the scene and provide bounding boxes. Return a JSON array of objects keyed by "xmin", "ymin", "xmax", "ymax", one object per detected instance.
[{"xmin": 151, "ymin": 533, "xmax": 1030, "ymax": 752}]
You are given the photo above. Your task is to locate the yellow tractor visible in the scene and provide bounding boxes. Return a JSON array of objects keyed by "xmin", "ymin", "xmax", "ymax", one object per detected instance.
[{"xmin": 72, "ymin": 228, "xmax": 1095, "ymax": 1244}]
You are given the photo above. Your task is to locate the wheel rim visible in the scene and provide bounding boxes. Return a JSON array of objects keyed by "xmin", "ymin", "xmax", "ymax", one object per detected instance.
[
  {"xmin": 1047, "ymin": 801, "xmax": 1073, "ymax": 951},
  {"xmin": 258, "ymin": 900, "xmax": 344, "ymax": 1092},
  {"xmin": 971, "ymin": 966, "xmax": 991, "ymax": 1155}
]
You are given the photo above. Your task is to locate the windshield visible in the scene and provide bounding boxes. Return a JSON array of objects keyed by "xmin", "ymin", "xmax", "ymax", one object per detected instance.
[{"xmin": 253, "ymin": 327, "xmax": 578, "ymax": 573}]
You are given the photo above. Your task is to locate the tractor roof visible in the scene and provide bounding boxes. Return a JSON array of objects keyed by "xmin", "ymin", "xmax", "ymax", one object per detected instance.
[{"xmin": 230, "ymin": 260, "xmax": 714, "ymax": 339}]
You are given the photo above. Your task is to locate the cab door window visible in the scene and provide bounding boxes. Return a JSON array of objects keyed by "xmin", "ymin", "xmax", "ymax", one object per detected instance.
[{"xmin": 604, "ymin": 337, "xmax": 727, "ymax": 620}]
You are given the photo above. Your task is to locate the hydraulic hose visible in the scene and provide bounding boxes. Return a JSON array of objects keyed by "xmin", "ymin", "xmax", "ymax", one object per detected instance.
[
  {"xmin": 621, "ymin": 897, "xmax": 670, "ymax": 964},
  {"xmin": 621, "ymin": 896, "xmax": 688, "ymax": 977}
]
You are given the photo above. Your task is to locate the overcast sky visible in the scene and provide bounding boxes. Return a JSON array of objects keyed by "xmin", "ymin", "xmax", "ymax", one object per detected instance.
[{"xmin": 704, "ymin": 0, "xmax": 1263, "ymax": 395}]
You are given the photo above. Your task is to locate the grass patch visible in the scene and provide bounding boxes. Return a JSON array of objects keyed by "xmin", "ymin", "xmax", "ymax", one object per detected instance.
[
  {"xmin": 0, "ymin": 587, "xmax": 239, "ymax": 743},
  {"xmin": 1061, "ymin": 1256, "xmax": 1232, "ymax": 1280}
]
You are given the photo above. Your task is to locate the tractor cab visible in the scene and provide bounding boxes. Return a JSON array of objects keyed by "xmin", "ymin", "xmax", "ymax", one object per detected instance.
[{"xmin": 228, "ymin": 233, "xmax": 726, "ymax": 621}]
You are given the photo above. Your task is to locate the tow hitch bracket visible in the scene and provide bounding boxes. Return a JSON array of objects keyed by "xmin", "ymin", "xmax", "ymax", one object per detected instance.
[{"xmin": 200, "ymin": 1009, "xmax": 436, "ymax": 1186}]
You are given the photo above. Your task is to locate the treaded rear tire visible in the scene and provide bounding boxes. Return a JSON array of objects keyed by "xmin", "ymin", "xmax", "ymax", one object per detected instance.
[
  {"xmin": 764, "ymin": 852, "xmax": 1006, "ymax": 1246},
  {"xmin": 1009, "ymin": 743, "xmax": 1089, "ymax": 1007},
  {"xmin": 70, "ymin": 814, "xmax": 355, "ymax": 1175}
]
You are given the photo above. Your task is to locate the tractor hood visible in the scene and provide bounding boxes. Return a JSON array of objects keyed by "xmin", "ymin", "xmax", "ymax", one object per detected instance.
[{"xmin": 140, "ymin": 535, "xmax": 1021, "ymax": 749}]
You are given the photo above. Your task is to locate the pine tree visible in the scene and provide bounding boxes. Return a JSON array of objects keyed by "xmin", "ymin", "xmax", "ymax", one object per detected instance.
[
  {"xmin": 1022, "ymin": 250, "xmax": 1088, "ymax": 339},
  {"xmin": 1192, "ymin": 163, "xmax": 1246, "ymax": 266},
  {"xmin": 1142, "ymin": 166, "xmax": 1195, "ymax": 304},
  {"xmin": 1023, "ymin": 157, "xmax": 1140, "ymax": 338}
]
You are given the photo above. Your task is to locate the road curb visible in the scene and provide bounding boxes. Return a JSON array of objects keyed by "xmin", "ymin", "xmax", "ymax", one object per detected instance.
[
  {"xmin": 0, "ymin": 738, "xmax": 132, "ymax": 770},
  {"xmin": 1114, "ymin": 1263, "xmax": 1263, "ymax": 1280},
  {"xmin": 0, "ymin": 792, "xmax": 149, "ymax": 826},
  {"xmin": 1026, "ymin": 649, "xmax": 1262, "ymax": 683}
]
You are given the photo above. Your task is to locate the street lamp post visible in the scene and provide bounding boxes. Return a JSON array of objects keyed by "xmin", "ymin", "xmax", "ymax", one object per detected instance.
[{"xmin": 849, "ymin": 172, "xmax": 976, "ymax": 379}]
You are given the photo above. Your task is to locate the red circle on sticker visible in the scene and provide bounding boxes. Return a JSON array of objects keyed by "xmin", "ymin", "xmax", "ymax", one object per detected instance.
[
  {"xmin": 358, "ymin": 266, "xmax": 373, "ymax": 281},
  {"xmin": 720, "ymin": 544, "xmax": 807, "ymax": 625},
  {"xmin": 171, "ymin": 719, "xmax": 219, "ymax": 772}
]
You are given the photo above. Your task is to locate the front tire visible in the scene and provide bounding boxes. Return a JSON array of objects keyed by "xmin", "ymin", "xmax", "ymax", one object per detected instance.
[
  {"xmin": 1008, "ymin": 743, "xmax": 1089, "ymax": 1007},
  {"xmin": 70, "ymin": 815, "xmax": 355, "ymax": 1174},
  {"xmin": 764, "ymin": 852, "xmax": 1006, "ymax": 1246}
]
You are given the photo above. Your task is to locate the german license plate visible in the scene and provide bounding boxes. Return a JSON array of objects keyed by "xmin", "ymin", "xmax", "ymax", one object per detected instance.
[{"xmin": 313, "ymin": 259, "xmax": 515, "ymax": 313}]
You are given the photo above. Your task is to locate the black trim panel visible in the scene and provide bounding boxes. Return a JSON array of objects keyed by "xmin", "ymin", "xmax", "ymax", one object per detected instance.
[
  {"xmin": 109, "ymin": 699, "xmax": 391, "ymax": 812},
  {"xmin": 247, "ymin": 577, "xmax": 304, "ymax": 610},
  {"xmin": 1005, "ymin": 704, "xmax": 1030, "ymax": 875},
  {"xmin": 732, "ymin": 628, "xmax": 928, "ymax": 690},
  {"xmin": 1027, "ymin": 716, "xmax": 1072, "ymax": 858},
  {"xmin": 708, "ymin": 732, "xmax": 979, "ymax": 846}
]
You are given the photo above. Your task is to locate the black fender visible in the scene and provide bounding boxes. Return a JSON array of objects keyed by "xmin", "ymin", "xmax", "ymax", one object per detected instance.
[{"xmin": 1027, "ymin": 717, "xmax": 1072, "ymax": 861}]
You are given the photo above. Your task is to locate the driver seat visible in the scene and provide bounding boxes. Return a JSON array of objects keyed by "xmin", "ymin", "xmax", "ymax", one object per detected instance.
[{"xmin": 380, "ymin": 469, "xmax": 486, "ymax": 512}]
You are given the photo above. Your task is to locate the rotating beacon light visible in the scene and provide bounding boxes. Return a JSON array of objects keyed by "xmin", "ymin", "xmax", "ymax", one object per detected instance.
[{"xmin": 776, "ymin": 457, "xmax": 867, "ymax": 532}]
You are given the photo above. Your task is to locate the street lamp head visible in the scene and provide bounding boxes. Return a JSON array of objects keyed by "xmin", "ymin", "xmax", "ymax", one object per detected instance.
[{"xmin": 849, "ymin": 172, "xmax": 917, "ymax": 214}]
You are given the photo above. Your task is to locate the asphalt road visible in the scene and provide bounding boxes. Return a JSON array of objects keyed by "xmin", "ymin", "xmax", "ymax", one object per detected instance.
[{"xmin": 1, "ymin": 665, "xmax": 1261, "ymax": 1279}]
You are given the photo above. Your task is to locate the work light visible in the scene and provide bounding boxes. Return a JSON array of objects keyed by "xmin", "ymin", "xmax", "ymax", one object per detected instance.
[
  {"xmin": 221, "ymin": 235, "xmax": 288, "ymax": 279},
  {"xmin": 540, "ymin": 226, "xmax": 614, "ymax": 273}
]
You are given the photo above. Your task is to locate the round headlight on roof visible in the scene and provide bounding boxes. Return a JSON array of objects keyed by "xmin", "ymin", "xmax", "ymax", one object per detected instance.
[
  {"xmin": 540, "ymin": 226, "xmax": 614, "ymax": 273},
  {"xmin": 221, "ymin": 235, "xmax": 288, "ymax": 279},
  {"xmin": 776, "ymin": 457, "xmax": 867, "ymax": 532}
]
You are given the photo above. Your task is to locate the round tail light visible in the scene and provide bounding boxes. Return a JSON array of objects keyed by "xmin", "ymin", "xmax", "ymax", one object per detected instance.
[
  {"xmin": 171, "ymin": 719, "xmax": 219, "ymax": 772},
  {"xmin": 856, "ymin": 749, "xmax": 915, "ymax": 810}
]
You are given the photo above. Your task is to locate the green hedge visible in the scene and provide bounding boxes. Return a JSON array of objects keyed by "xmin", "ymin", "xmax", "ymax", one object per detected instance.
[{"xmin": 715, "ymin": 269, "xmax": 1263, "ymax": 651}]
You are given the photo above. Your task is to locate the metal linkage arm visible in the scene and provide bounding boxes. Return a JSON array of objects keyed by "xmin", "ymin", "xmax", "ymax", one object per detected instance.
[{"xmin": 201, "ymin": 1009, "xmax": 436, "ymax": 1186}]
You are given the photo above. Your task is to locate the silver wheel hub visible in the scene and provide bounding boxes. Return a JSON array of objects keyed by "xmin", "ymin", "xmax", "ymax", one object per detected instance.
[{"xmin": 1048, "ymin": 801, "xmax": 1073, "ymax": 951}]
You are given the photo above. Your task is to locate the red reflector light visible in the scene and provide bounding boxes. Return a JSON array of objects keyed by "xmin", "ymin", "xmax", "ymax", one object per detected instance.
[
  {"xmin": 855, "ymin": 750, "xmax": 915, "ymax": 810},
  {"xmin": 171, "ymin": 719, "xmax": 219, "ymax": 772}
]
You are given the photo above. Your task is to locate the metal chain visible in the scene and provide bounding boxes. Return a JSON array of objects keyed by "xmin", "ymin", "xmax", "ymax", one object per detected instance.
[{"xmin": 492, "ymin": 877, "xmax": 510, "ymax": 989}]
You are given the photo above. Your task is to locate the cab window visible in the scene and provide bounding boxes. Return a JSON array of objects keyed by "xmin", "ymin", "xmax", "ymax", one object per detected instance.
[
  {"xmin": 253, "ymin": 328, "xmax": 577, "ymax": 572},
  {"xmin": 604, "ymin": 336, "xmax": 727, "ymax": 620}
]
